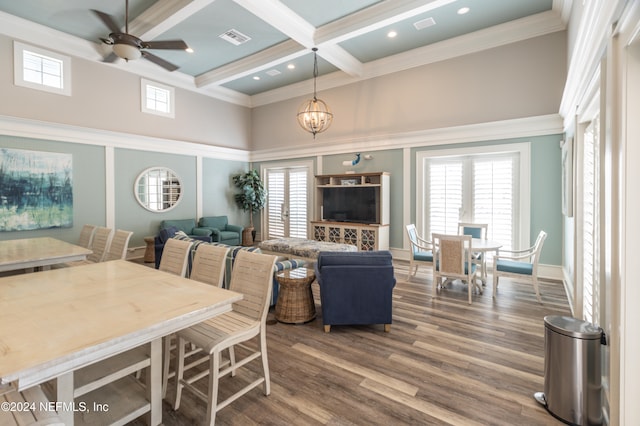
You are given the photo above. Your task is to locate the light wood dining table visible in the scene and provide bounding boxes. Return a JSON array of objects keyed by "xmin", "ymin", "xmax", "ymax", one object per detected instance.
[
  {"xmin": 0, "ymin": 259, "xmax": 242, "ymax": 425},
  {"xmin": 0, "ymin": 237, "xmax": 92, "ymax": 273}
]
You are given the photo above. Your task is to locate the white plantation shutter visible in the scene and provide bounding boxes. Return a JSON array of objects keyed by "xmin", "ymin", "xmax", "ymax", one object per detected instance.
[
  {"xmin": 423, "ymin": 151, "xmax": 520, "ymax": 250},
  {"xmin": 472, "ymin": 155, "xmax": 516, "ymax": 251},
  {"xmin": 288, "ymin": 169, "xmax": 308, "ymax": 238},
  {"xmin": 582, "ymin": 116, "xmax": 600, "ymax": 324},
  {"xmin": 265, "ymin": 166, "xmax": 310, "ymax": 239},
  {"xmin": 266, "ymin": 170, "xmax": 285, "ymax": 238},
  {"xmin": 428, "ymin": 160, "xmax": 463, "ymax": 236}
]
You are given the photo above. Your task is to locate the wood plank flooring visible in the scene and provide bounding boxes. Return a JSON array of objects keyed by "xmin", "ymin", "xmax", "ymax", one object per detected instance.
[{"xmin": 137, "ymin": 260, "xmax": 570, "ymax": 425}]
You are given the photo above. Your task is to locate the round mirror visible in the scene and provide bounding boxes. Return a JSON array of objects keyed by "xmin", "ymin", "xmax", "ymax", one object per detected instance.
[{"xmin": 134, "ymin": 167, "xmax": 182, "ymax": 212}]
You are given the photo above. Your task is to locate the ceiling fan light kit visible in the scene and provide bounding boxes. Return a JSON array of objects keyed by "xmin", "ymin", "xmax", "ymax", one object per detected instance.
[
  {"xmin": 93, "ymin": 0, "xmax": 190, "ymax": 71},
  {"xmin": 297, "ymin": 48, "xmax": 333, "ymax": 139}
]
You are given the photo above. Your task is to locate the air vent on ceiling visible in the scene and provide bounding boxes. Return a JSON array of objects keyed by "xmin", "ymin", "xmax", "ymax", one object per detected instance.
[
  {"xmin": 413, "ymin": 17, "xmax": 436, "ymax": 30},
  {"xmin": 219, "ymin": 29, "xmax": 251, "ymax": 46},
  {"xmin": 266, "ymin": 69, "xmax": 281, "ymax": 76}
]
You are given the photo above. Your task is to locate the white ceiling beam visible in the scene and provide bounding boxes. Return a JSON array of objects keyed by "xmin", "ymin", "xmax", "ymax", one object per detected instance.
[
  {"xmin": 130, "ymin": 0, "xmax": 218, "ymax": 41},
  {"xmin": 315, "ymin": 0, "xmax": 457, "ymax": 45},
  {"xmin": 195, "ymin": 40, "xmax": 305, "ymax": 87},
  {"xmin": 231, "ymin": 0, "xmax": 364, "ymax": 78}
]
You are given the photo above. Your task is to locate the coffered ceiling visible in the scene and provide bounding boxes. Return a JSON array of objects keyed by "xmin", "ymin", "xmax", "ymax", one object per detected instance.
[{"xmin": 0, "ymin": 0, "xmax": 568, "ymax": 106}]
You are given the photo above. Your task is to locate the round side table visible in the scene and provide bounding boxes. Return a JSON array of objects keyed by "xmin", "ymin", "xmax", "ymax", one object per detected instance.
[
  {"xmin": 275, "ymin": 267, "xmax": 316, "ymax": 324},
  {"xmin": 143, "ymin": 236, "xmax": 155, "ymax": 263}
]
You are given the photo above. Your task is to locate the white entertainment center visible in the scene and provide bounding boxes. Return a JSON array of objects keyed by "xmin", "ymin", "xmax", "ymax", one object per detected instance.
[{"xmin": 311, "ymin": 172, "xmax": 390, "ymax": 251}]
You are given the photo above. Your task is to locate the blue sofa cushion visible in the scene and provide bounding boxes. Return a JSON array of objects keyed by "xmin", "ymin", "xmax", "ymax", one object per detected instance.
[
  {"xmin": 496, "ymin": 259, "xmax": 533, "ymax": 275},
  {"xmin": 158, "ymin": 226, "xmax": 178, "ymax": 243}
]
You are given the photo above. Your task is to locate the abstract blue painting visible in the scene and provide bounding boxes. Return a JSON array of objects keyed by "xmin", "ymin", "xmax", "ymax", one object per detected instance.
[{"xmin": 0, "ymin": 148, "xmax": 73, "ymax": 231}]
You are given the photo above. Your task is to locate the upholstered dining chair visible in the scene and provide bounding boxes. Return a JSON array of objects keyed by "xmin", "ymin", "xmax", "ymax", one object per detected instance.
[
  {"xmin": 432, "ymin": 233, "xmax": 482, "ymax": 304},
  {"xmin": 158, "ymin": 238, "xmax": 194, "ymax": 277},
  {"xmin": 405, "ymin": 224, "xmax": 433, "ymax": 281},
  {"xmin": 162, "ymin": 244, "xmax": 229, "ymax": 397},
  {"xmin": 173, "ymin": 250, "xmax": 277, "ymax": 426},
  {"xmin": 104, "ymin": 229, "xmax": 133, "ymax": 261},
  {"xmin": 493, "ymin": 230, "xmax": 547, "ymax": 303},
  {"xmin": 458, "ymin": 222, "xmax": 489, "ymax": 284},
  {"xmin": 77, "ymin": 224, "xmax": 97, "ymax": 249}
]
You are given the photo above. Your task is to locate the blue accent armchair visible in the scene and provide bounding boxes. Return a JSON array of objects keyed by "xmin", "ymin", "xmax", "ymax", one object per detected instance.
[
  {"xmin": 314, "ymin": 251, "xmax": 396, "ymax": 333},
  {"xmin": 198, "ymin": 216, "xmax": 243, "ymax": 246}
]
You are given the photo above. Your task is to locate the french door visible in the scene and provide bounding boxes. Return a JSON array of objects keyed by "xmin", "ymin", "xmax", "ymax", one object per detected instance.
[
  {"xmin": 263, "ymin": 164, "xmax": 311, "ymax": 239},
  {"xmin": 417, "ymin": 143, "xmax": 530, "ymax": 252}
]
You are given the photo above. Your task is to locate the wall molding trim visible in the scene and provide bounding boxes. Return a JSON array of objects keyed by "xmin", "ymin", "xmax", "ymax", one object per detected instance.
[
  {"xmin": 0, "ymin": 114, "xmax": 250, "ymax": 162},
  {"xmin": 251, "ymin": 113, "xmax": 564, "ymax": 162}
]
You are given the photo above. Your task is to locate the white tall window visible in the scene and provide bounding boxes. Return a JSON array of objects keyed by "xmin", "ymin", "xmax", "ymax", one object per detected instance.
[
  {"xmin": 582, "ymin": 115, "xmax": 600, "ymax": 324},
  {"xmin": 14, "ymin": 41, "xmax": 71, "ymax": 96},
  {"xmin": 263, "ymin": 164, "xmax": 311, "ymax": 239},
  {"xmin": 141, "ymin": 78, "xmax": 175, "ymax": 118},
  {"xmin": 417, "ymin": 143, "xmax": 530, "ymax": 251}
]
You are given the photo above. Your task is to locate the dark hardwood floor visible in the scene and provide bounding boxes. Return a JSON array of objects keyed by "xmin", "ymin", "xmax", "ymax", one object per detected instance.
[{"xmin": 137, "ymin": 260, "xmax": 570, "ymax": 425}]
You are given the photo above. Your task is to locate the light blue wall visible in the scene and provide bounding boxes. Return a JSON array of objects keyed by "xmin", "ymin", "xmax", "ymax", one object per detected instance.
[
  {"xmin": 202, "ymin": 157, "xmax": 249, "ymax": 228},
  {"xmin": 0, "ymin": 136, "xmax": 106, "ymax": 243},
  {"xmin": 115, "ymin": 148, "xmax": 198, "ymax": 247}
]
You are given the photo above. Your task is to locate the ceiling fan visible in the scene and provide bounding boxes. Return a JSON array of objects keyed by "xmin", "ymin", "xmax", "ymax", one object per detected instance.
[{"xmin": 92, "ymin": 0, "xmax": 190, "ymax": 72}]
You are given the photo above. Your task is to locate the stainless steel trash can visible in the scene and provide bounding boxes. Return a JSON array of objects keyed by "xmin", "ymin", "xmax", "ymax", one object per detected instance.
[{"xmin": 535, "ymin": 315, "xmax": 603, "ymax": 425}]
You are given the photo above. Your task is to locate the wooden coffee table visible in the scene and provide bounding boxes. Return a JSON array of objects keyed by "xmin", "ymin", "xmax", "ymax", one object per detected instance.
[{"xmin": 275, "ymin": 267, "xmax": 316, "ymax": 324}]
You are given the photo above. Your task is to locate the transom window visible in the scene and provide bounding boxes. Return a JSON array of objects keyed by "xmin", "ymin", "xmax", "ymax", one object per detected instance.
[
  {"xmin": 141, "ymin": 78, "xmax": 175, "ymax": 118},
  {"xmin": 13, "ymin": 41, "xmax": 71, "ymax": 96}
]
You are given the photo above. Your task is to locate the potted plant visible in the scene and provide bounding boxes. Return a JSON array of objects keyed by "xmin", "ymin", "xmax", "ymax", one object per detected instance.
[{"xmin": 232, "ymin": 169, "xmax": 266, "ymax": 245}]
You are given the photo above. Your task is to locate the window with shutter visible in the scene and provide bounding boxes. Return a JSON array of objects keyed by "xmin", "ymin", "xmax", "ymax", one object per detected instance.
[
  {"xmin": 582, "ymin": 115, "xmax": 600, "ymax": 324},
  {"xmin": 417, "ymin": 144, "xmax": 529, "ymax": 251},
  {"xmin": 264, "ymin": 164, "xmax": 311, "ymax": 240}
]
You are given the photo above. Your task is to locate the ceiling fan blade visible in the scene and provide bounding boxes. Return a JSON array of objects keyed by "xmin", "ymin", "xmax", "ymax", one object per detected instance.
[
  {"xmin": 102, "ymin": 52, "xmax": 120, "ymax": 63},
  {"xmin": 141, "ymin": 51, "xmax": 179, "ymax": 72},
  {"xmin": 143, "ymin": 40, "xmax": 189, "ymax": 50},
  {"xmin": 91, "ymin": 10, "xmax": 121, "ymax": 34}
]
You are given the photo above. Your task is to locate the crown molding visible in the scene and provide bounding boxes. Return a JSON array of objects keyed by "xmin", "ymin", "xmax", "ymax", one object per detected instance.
[{"xmin": 0, "ymin": 114, "xmax": 250, "ymax": 162}]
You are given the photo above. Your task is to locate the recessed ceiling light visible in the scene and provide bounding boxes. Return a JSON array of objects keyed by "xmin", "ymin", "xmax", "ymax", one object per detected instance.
[
  {"xmin": 287, "ymin": 64, "xmax": 295, "ymax": 70},
  {"xmin": 457, "ymin": 7, "xmax": 470, "ymax": 15},
  {"xmin": 253, "ymin": 76, "xmax": 260, "ymax": 80},
  {"xmin": 185, "ymin": 47, "xmax": 194, "ymax": 53},
  {"xmin": 387, "ymin": 30, "xmax": 397, "ymax": 38}
]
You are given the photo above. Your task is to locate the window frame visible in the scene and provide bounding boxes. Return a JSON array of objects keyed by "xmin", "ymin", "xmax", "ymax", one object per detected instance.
[
  {"xmin": 141, "ymin": 78, "xmax": 175, "ymax": 118},
  {"xmin": 13, "ymin": 41, "xmax": 71, "ymax": 96},
  {"xmin": 416, "ymin": 142, "xmax": 531, "ymax": 250}
]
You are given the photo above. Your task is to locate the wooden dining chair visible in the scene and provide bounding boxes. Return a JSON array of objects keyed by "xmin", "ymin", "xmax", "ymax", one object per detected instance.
[
  {"xmin": 432, "ymin": 233, "xmax": 482, "ymax": 304},
  {"xmin": 85, "ymin": 227, "xmax": 114, "ymax": 263},
  {"xmin": 104, "ymin": 229, "xmax": 133, "ymax": 261},
  {"xmin": 158, "ymin": 238, "xmax": 194, "ymax": 277},
  {"xmin": 162, "ymin": 244, "xmax": 230, "ymax": 397},
  {"xmin": 0, "ymin": 384, "xmax": 64, "ymax": 425},
  {"xmin": 493, "ymin": 230, "xmax": 547, "ymax": 303},
  {"xmin": 173, "ymin": 250, "xmax": 277, "ymax": 426},
  {"xmin": 458, "ymin": 222, "xmax": 489, "ymax": 284},
  {"xmin": 405, "ymin": 224, "xmax": 433, "ymax": 281},
  {"xmin": 77, "ymin": 224, "xmax": 97, "ymax": 249}
]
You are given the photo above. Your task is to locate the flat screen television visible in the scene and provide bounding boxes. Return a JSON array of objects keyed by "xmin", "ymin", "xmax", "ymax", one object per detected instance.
[{"xmin": 321, "ymin": 186, "xmax": 379, "ymax": 224}]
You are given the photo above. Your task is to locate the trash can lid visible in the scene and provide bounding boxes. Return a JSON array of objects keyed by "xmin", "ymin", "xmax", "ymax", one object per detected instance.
[{"xmin": 544, "ymin": 315, "xmax": 602, "ymax": 339}]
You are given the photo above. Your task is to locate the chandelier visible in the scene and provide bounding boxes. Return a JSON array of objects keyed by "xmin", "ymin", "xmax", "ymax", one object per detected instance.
[{"xmin": 296, "ymin": 48, "xmax": 333, "ymax": 138}]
